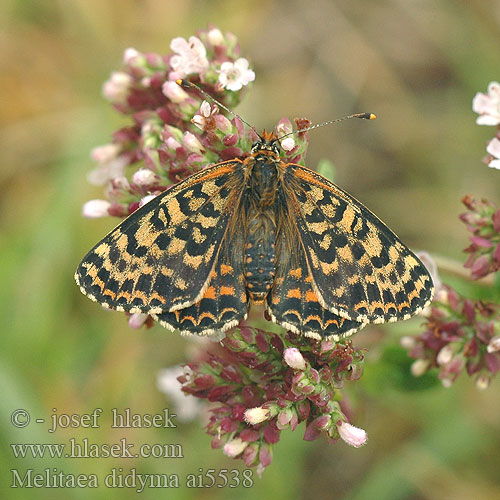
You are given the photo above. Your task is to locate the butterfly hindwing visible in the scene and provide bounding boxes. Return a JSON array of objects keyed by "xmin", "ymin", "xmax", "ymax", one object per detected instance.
[
  {"xmin": 75, "ymin": 160, "xmax": 245, "ymax": 315},
  {"xmin": 284, "ymin": 164, "xmax": 434, "ymax": 324},
  {"xmin": 153, "ymin": 232, "xmax": 248, "ymax": 334},
  {"xmin": 268, "ymin": 237, "xmax": 366, "ymax": 340}
]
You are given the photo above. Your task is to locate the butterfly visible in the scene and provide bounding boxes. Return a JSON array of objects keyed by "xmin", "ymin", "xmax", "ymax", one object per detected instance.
[{"xmin": 75, "ymin": 92, "xmax": 434, "ymax": 340}]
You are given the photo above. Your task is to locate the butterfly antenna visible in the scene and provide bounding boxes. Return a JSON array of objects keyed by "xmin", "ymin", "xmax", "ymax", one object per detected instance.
[
  {"xmin": 279, "ymin": 112, "xmax": 376, "ymax": 141},
  {"xmin": 176, "ymin": 79, "xmax": 260, "ymax": 138}
]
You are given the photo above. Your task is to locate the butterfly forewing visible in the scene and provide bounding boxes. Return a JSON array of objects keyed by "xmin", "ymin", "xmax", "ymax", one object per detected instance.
[
  {"xmin": 75, "ymin": 160, "xmax": 245, "ymax": 315},
  {"xmin": 284, "ymin": 164, "xmax": 434, "ymax": 324}
]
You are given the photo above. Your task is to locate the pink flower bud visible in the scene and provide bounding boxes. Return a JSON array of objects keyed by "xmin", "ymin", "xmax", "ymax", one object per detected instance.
[
  {"xmin": 82, "ymin": 199, "xmax": 111, "ymax": 218},
  {"xmin": 166, "ymin": 137, "xmax": 182, "ymax": 150},
  {"xmin": 162, "ymin": 81, "xmax": 189, "ymax": 103},
  {"xmin": 276, "ymin": 117, "xmax": 293, "ymax": 136},
  {"xmin": 485, "ymin": 353, "xmax": 500, "ymax": 374},
  {"xmin": 470, "ymin": 255, "xmax": 490, "ymax": 280},
  {"xmin": 102, "ymin": 71, "xmax": 133, "ymax": 105},
  {"xmin": 139, "ymin": 194, "xmax": 157, "ymax": 208},
  {"xmin": 222, "ymin": 134, "xmax": 238, "ymax": 148},
  {"xmin": 411, "ymin": 359, "xmax": 429, "ymax": 377},
  {"xmin": 244, "ymin": 406, "xmax": 270, "ymax": 425},
  {"xmin": 123, "ymin": 47, "xmax": 140, "ymax": 64},
  {"xmin": 207, "ymin": 28, "xmax": 224, "ymax": 46},
  {"xmin": 436, "ymin": 287, "xmax": 449, "ymax": 304},
  {"xmin": 476, "ymin": 374, "xmax": 490, "ymax": 390},
  {"xmin": 183, "ymin": 132, "xmax": 204, "ymax": 154},
  {"xmin": 91, "ymin": 143, "xmax": 121, "ymax": 164},
  {"xmin": 492, "ymin": 209, "xmax": 500, "ymax": 233},
  {"xmin": 284, "ymin": 347, "xmax": 306, "ymax": 370},
  {"xmin": 128, "ymin": 313, "xmax": 148, "ymax": 329},
  {"xmin": 440, "ymin": 377, "xmax": 453, "ymax": 388},
  {"xmin": 281, "ymin": 137, "xmax": 296, "ymax": 151},
  {"xmin": 436, "ymin": 345, "xmax": 454, "ymax": 365},
  {"xmin": 223, "ymin": 438, "xmax": 247, "ymax": 457},
  {"xmin": 214, "ymin": 114, "xmax": 232, "ymax": 134},
  {"xmin": 132, "ymin": 169, "xmax": 158, "ymax": 186},
  {"xmin": 314, "ymin": 415, "xmax": 331, "ymax": 431},
  {"xmin": 258, "ymin": 444, "xmax": 272, "ymax": 467},
  {"xmin": 276, "ymin": 408, "xmax": 293, "ymax": 429},
  {"xmin": 243, "ymin": 443, "xmax": 259, "ymax": 466},
  {"xmin": 470, "ymin": 236, "xmax": 493, "ymax": 248},
  {"xmin": 338, "ymin": 422, "xmax": 367, "ymax": 448},
  {"xmin": 487, "ymin": 336, "xmax": 500, "ymax": 353},
  {"xmin": 400, "ymin": 336, "xmax": 417, "ymax": 349}
]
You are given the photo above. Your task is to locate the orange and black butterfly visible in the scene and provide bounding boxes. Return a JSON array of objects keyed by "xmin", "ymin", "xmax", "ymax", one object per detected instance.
[{"xmin": 75, "ymin": 86, "xmax": 434, "ymax": 341}]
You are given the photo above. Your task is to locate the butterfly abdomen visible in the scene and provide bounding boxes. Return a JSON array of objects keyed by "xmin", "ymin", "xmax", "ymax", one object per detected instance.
[
  {"xmin": 242, "ymin": 154, "xmax": 281, "ymax": 303},
  {"xmin": 244, "ymin": 216, "xmax": 276, "ymax": 303}
]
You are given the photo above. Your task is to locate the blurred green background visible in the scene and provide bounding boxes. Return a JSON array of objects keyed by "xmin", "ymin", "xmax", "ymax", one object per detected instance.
[{"xmin": 1, "ymin": 1, "xmax": 500, "ymax": 498}]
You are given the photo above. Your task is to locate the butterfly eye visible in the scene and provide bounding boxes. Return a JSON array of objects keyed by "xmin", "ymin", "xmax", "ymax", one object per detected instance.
[{"xmin": 251, "ymin": 141, "xmax": 261, "ymax": 152}]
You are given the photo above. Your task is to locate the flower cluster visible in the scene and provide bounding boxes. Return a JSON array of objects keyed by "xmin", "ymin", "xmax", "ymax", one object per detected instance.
[
  {"xmin": 402, "ymin": 285, "xmax": 500, "ymax": 389},
  {"xmin": 177, "ymin": 327, "xmax": 366, "ymax": 474},
  {"xmin": 460, "ymin": 195, "xmax": 500, "ymax": 279},
  {"xmin": 83, "ymin": 27, "xmax": 262, "ymax": 221},
  {"xmin": 472, "ymin": 81, "xmax": 500, "ymax": 169},
  {"xmin": 401, "ymin": 83, "xmax": 500, "ymax": 389}
]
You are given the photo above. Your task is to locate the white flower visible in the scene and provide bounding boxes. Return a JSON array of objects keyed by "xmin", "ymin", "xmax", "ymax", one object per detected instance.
[
  {"xmin": 486, "ymin": 137, "xmax": 500, "ymax": 169},
  {"xmin": 487, "ymin": 336, "xmax": 500, "ymax": 353},
  {"xmin": 472, "ymin": 82, "xmax": 500, "ymax": 125},
  {"xmin": 283, "ymin": 347, "xmax": 306, "ymax": 370},
  {"xmin": 244, "ymin": 407, "xmax": 270, "ymax": 425},
  {"xmin": 436, "ymin": 345, "xmax": 454, "ymax": 365},
  {"xmin": 169, "ymin": 36, "xmax": 209, "ymax": 77},
  {"xmin": 281, "ymin": 137, "xmax": 295, "ymax": 151},
  {"xmin": 157, "ymin": 366, "xmax": 203, "ymax": 422},
  {"xmin": 400, "ymin": 336, "xmax": 416, "ymax": 349},
  {"xmin": 123, "ymin": 47, "xmax": 139, "ymax": 64},
  {"xmin": 91, "ymin": 143, "xmax": 121, "ymax": 164},
  {"xmin": 411, "ymin": 359, "xmax": 429, "ymax": 377},
  {"xmin": 338, "ymin": 422, "xmax": 367, "ymax": 448},
  {"xmin": 139, "ymin": 194, "xmax": 157, "ymax": 207},
  {"xmin": 192, "ymin": 100, "xmax": 216, "ymax": 130},
  {"xmin": 132, "ymin": 169, "xmax": 157, "ymax": 186},
  {"xmin": 162, "ymin": 81, "xmax": 189, "ymax": 103},
  {"xmin": 476, "ymin": 374, "xmax": 490, "ymax": 390},
  {"xmin": 111, "ymin": 176, "xmax": 130, "ymax": 190},
  {"xmin": 207, "ymin": 28, "xmax": 224, "ymax": 46},
  {"xmin": 128, "ymin": 313, "xmax": 148, "ymax": 329},
  {"xmin": 223, "ymin": 438, "xmax": 248, "ymax": 457},
  {"xmin": 441, "ymin": 378, "xmax": 453, "ymax": 388},
  {"xmin": 87, "ymin": 156, "xmax": 129, "ymax": 186},
  {"xmin": 82, "ymin": 199, "xmax": 111, "ymax": 218},
  {"xmin": 218, "ymin": 58, "xmax": 255, "ymax": 91},
  {"xmin": 102, "ymin": 71, "xmax": 133, "ymax": 105}
]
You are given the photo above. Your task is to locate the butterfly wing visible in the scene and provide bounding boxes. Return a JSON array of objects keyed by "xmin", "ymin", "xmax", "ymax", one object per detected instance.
[
  {"xmin": 283, "ymin": 164, "xmax": 434, "ymax": 324},
  {"xmin": 75, "ymin": 160, "xmax": 245, "ymax": 315},
  {"xmin": 153, "ymin": 231, "xmax": 248, "ymax": 334},
  {"xmin": 268, "ymin": 233, "xmax": 366, "ymax": 340}
]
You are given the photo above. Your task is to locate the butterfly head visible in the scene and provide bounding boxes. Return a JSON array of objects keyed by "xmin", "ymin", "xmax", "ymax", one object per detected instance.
[{"xmin": 251, "ymin": 130, "xmax": 280, "ymax": 155}]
